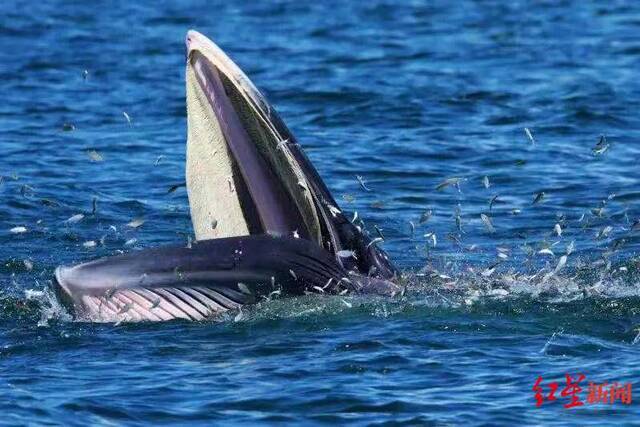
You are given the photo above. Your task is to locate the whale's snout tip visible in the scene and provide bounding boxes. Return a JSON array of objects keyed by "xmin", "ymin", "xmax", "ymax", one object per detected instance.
[
  {"xmin": 185, "ymin": 30, "xmax": 205, "ymax": 54},
  {"xmin": 185, "ymin": 30, "xmax": 194, "ymax": 48}
]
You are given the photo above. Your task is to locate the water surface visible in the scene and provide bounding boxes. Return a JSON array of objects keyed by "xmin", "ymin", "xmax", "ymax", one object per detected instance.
[{"xmin": 2, "ymin": 1, "xmax": 640, "ymax": 425}]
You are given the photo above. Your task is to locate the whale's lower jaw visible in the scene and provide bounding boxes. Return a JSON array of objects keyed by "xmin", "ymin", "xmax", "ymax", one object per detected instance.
[
  {"xmin": 53, "ymin": 30, "xmax": 400, "ymax": 323},
  {"xmin": 53, "ymin": 235, "xmax": 402, "ymax": 323}
]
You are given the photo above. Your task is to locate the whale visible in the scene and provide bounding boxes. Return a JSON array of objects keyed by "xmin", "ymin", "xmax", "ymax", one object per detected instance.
[{"xmin": 53, "ymin": 30, "xmax": 400, "ymax": 322}]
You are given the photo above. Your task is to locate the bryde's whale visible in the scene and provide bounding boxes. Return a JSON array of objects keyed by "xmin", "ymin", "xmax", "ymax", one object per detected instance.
[{"xmin": 53, "ymin": 30, "xmax": 400, "ymax": 322}]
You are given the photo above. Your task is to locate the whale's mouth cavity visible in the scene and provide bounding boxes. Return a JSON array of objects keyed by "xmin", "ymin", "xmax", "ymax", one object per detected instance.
[{"xmin": 185, "ymin": 32, "xmax": 323, "ymax": 243}]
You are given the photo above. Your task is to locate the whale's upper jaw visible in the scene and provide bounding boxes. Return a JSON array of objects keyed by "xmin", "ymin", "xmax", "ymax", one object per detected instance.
[{"xmin": 184, "ymin": 30, "xmax": 320, "ymax": 243}]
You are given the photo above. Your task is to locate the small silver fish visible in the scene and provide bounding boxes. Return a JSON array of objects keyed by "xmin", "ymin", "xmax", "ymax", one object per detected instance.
[
  {"xmin": 554, "ymin": 255, "xmax": 568, "ymax": 274},
  {"xmin": 538, "ymin": 248, "xmax": 555, "ymax": 256},
  {"xmin": 424, "ymin": 232, "xmax": 437, "ymax": 247},
  {"xmin": 596, "ymin": 225, "xmax": 613, "ymax": 240},
  {"xmin": 419, "ymin": 209, "xmax": 433, "ymax": 224},
  {"xmin": 480, "ymin": 214, "xmax": 495, "ymax": 233},
  {"xmin": 593, "ymin": 135, "xmax": 609, "ymax": 155},
  {"xmin": 355, "ymin": 175, "xmax": 371, "ymax": 191},
  {"xmin": 482, "ymin": 176, "xmax": 490, "ymax": 189},
  {"xmin": 268, "ymin": 289, "xmax": 281, "ymax": 299},
  {"xmin": 554, "ymin": 223, "xmax": 562, "ymax": 237},
  {"xmin": 524, "ymin": 127, "xmax": 535, "ymax": 144},
  {"xmin": 86, "ymin": 150, "xmax": 103, "ymax": 162},
  {"xmin": 591, "ymin": 207, "xmax": 605, "ymax": 218},
  {"xmin": 366, "ymin": 237, "xmax": 384, "ymax": 249},
  {"xmin": 489, "ymin": 195, "xmax": 499, "ymax": 211},
  {"xmin": 436, "ymin": 177, "xmax": 464, "ymax": 192},
  {"xmin": 337, "ymin": 250, "xmax": 357, "ymax": 259},
  {"xmin": 127, "ymin": 218, "xmax": 145, "ymax": 228},
  {"xmin": 327, "ymin": 204, "xmax": 341, "ymax": 217},
  {"xmin": 566, "ymin": 240, "xmax": 575, "ymax": 255},
  {"xmin": 533, "ymin": 192, "xmax": 545, "ymax": 205},
  {"xmin": 66, "ymin": 213, "xmax": 84, "ymax": 224}
]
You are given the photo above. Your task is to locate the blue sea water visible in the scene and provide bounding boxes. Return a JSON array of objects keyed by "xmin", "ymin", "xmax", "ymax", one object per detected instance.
[{"xmin": 2, "ymin": 0, "xmax": 640, "ymax": 425}]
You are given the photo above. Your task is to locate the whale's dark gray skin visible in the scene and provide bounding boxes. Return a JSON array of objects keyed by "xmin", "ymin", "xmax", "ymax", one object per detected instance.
[
  {"xmin": 53, "ymin": 30, "xmax": 399, "ymax": 322},
  {"xmin": 55, "ymin": 236, "xmax": 398, "ymax": 322}
]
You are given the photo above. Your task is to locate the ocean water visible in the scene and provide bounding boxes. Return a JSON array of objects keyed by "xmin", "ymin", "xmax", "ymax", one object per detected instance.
[{"xmin": 2, "ymin": 0, "xmax": 640, "ymax": 425}]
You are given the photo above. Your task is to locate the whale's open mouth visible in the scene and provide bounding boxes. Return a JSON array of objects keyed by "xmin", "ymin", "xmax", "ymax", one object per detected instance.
[
  {"xmin": 185, "ymin": 30, "xmax": 322, "ymax": 243},
  {"xmin": 183, "ymin": 30, "xmax": 397, "ymax": 273},
  {"xmin": 53, "ymin": 31, "xmax": 399, "ymax": 322}
]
